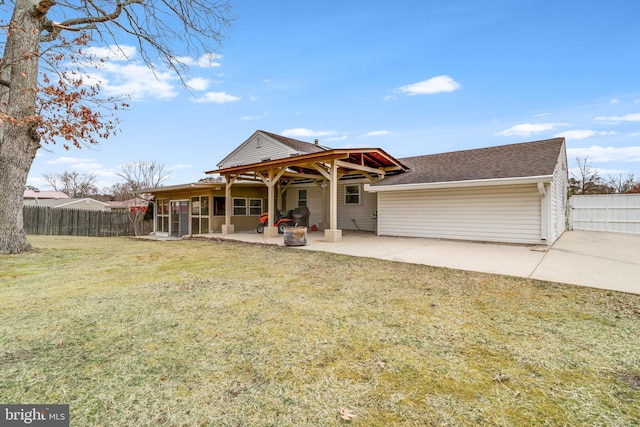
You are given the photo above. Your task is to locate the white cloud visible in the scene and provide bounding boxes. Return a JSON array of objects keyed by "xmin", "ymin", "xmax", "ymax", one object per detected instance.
[
  {"xmin": 72, "ymin": 162, "xmax": 106, "ymax": 172},
  {"xmin": 534, "ymin": 112, "xmax": 550, "ymax": 117},
  {"xmin": 566, "ymin": 146, "xmax": 640, "ymax": 163},
  {"xmin": 384, "ymin": 95, "xmax": 397, "ymax": 101},
  {"xmin": 241, "ymin": 112, "xmax": 270, "ymax": 121},
  {"xmin": 78, "ymin": 47, "xmax": 229, "ymax": 101},
  {"xmin": 594, "ymin": 113, "xmax": 640, "ymax": 123},
  {"xmin": 176, "ymin": 53, "xmax": 222, "ymax": 68},
  {"xmin": 281, "ymin": 128, "xmax": 337, "ymax": 138},
  {"xmin": 86, "ymin": 62, "xmax": 179, "ymax": 100},
  {"xmin": 186, "ymin": 77, "xmax": 211, "ymax": 91},
  {"xmin": 496, "ymin": 123, "xmax": 566, "ymax": 137},
  {"xmin": 46, "ymin": 156, "xmax": 97, "ymax": 165},
  {"xmin": 397, "ymin": 75, "xmax": 461, "ymax": 95},
  {"xmin": 194, "ymin": 91, "xmax": 241, "ymax": 103},
  {"xmin": 362, "ymin": 130, "xmax": 390, "ymax": 137},
  {"xmin": 610, "ymin": 98, "xmax": 620, "ymax": 105},
  {"xmin": 554, "ymin": 130, "xmax": 617, "ymax": 140}
]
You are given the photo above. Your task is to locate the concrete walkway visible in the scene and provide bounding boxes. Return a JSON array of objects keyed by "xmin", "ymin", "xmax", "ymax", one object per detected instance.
[{"xmin": 187, "ymin": 230, "xmax": 640, "ymax": 295}]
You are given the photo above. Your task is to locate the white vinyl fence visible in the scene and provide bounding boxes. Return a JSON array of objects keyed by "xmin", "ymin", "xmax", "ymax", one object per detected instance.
[{"xmin": 569, "ymin": 194, "xmax": 640, "ymax": 234}]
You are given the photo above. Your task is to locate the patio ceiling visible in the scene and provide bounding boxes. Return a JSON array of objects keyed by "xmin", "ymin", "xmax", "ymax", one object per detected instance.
[{"xmin": 205, "ymin": 148, "xmax": 408, "ymax": 182}]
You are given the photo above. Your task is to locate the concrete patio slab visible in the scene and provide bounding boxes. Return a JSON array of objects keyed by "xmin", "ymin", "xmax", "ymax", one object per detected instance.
[{"xmin": 177, "ymin": 229, "xmax": 640, "ymax": 295}]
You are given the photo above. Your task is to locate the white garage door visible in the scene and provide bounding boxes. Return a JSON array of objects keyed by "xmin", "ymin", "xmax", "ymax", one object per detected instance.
[{"xmin": 377, "ymin": 184, "xmax": 543, "ymax": 244}]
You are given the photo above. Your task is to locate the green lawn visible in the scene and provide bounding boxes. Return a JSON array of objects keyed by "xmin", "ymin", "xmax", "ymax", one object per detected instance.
[{"xmin": 1, "ymin": 235, "xmax": 639, "ymax": 426}]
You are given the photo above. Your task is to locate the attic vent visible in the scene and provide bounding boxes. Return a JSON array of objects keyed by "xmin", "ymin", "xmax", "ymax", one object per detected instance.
[{"xmin": 256, "ymin": 137, "xmax": 262, "ymax": 148}]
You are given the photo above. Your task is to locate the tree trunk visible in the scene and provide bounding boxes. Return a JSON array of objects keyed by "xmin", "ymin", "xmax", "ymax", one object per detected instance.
[{"xmin": 0, "ymin": 0, "xmax": 45, "ymax": 254}]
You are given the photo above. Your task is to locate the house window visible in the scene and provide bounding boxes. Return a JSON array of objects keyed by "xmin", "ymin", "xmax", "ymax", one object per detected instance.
[
  {"xmin": 213, "ymin": 196, "xmax": 225, "ymax": 216},
  {"xmin": 191, "ymin": 196, "xmax": 209, "ymax": 234},
  {"xmin": 156, "ymin": 199, "xmax": 169, "ymax": 232},
  {"xmin": 233, "ymin": 198, "xmax": 247, "ymax": 216},
  {"xmin": 249, "ymin": 198, "xmax": 262, "ymax": 216},
  {"xmin": 345, "ymin": 184, "xmax": 360, "ymax": 204},
  {"xmin": 298, "ymin": 189, "xmax": 307, "ymax": 207}
]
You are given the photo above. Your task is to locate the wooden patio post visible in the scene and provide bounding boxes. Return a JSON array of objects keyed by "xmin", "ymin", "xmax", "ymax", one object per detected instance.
[
  {"xmin": 222, "ymin": 175, "xmax": 235, "ymax": 234},
  {"xmin": 264, "ymin": 169, "xmax": 279, "ymax": 237},
  {"xmin": 324, "ymin": 160, "xmax": 342, "ymax": 242}
]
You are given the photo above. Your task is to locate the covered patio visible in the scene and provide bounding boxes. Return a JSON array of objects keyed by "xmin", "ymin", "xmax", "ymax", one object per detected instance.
[{"xmin": 206, "ymin": 148, "xmax": 407, "ymax": 242}]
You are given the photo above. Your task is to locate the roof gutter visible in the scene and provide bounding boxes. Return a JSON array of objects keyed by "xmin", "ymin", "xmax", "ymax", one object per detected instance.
[{"xmin": 365, "ymin": 174, "xmax": 554, "ymax": 193}]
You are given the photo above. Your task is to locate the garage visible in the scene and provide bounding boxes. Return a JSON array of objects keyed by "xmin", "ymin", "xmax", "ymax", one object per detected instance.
[
  {"xmin": 368, "ymin": 137, "xmax": 568, "ymax": 246},
  {"xmin": 376, "ymin": 184, "xmax": 543, "ymax": 244}
]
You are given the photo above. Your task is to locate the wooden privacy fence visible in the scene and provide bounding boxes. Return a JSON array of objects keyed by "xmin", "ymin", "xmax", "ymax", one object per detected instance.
[
  {"xmin": 23, "ymin": 206, "xmax": 153, "ymax": 237},
  {"xmin": 569, "ymin": 194, "xmax": 640, "ymax": 235}
]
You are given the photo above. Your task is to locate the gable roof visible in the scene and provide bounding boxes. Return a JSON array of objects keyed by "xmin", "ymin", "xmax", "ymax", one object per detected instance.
[
  {"xmin": 23, "ymin": 198, "xmax": 110, "ymax": 209},
  {"xmin": 258, "ymin": 130, "xmax": 329, "ymax": 154},
  {"xmin": 216, "ymin": 130, "xmax": 328, "ymax": 168},
  {"xmin": 24, "ymin": 190, "xmax": 70, "ymax": 199},
  {"xmin": 373, "ymin": 138, "xmax": 565, "ymax": 187}
]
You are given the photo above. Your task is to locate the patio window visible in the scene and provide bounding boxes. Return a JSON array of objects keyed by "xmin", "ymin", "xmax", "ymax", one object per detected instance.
[
  {"xmin": 156, "ymin": 199, "xmax": 169, "ymax": 232},
  {"xmin": 249, "ymin": 198, "xmax": 262, "ymax": 216},
  {"xmin": 213, "ymin": 196, "xmax": 225, "ymax": 216},
  {"xmin": 298, "ymin": 189, "xmax": 307, "ymax": 207},
  {"xmin": 233, "ymin": 198, "xmax": 247, "ymax": 216},
  {"xmin": 345, "ymin": 184, "xmax": 360, "ymax": 204},
  {"xmin": 191, "ymin": 196, "xmax": 209, "ymax": 234}
]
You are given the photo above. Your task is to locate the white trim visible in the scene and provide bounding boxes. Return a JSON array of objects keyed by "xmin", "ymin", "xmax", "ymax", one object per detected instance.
[
  {"xmin": 365, "ymin": 175, "xmax": 554, "ymax": 193},
  {"xmin": 344, "ymin": 183, "xmax": 361, "ymax": 205},
  {"xmin": 232, "ymin": 197, "xmax": 248, "ymax": 216}
]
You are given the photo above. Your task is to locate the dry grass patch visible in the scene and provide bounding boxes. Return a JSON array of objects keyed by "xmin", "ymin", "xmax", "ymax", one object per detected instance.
[{"xmin": 1, "ymin": 235, "xmax": 639, "ymax": 426}]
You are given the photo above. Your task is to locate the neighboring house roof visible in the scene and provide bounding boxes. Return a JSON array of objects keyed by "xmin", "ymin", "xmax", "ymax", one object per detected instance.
[
  {"xmin": 23, "ymin": 198, "xmax": 110, "ymax": 210},
  {"xmin": 107, "ymin": 198, "xmax": 150, "ymax": 210},
  {"xmin": 373, "ymin": 138, "xmax": 565, "ymax": 187},
  {"xmin": 23, "ymin": 190, "xmax": 70, "ymax": 199}
]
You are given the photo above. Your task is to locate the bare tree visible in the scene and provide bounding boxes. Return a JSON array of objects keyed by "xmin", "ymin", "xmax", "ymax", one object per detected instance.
[
  {"xmin": 569, "ymin": 156, "xmax": 608, "ymax": 196},
  {"xmin": 42, "ymin": 171, "xmax": 99, "ymax": 197},
  {"xmin": 116, "ymin": 161, "xmax": 169, "ymax": 193},
  {"xmin": 607, "ymin": 173, "xmax": 637, "ymax": 194},
  {"xmin": 0, "ymin": 1, "xmax": 232, "ymax": 254},
  {"xmin": 115, "ymin": 160, "xmax": 169, "ymax": 235}
]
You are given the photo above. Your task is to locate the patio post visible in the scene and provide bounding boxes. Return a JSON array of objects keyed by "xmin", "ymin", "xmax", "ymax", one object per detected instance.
[
  {"xmin": 264, "ymin": 169, "xmax": 279, "ymax": 237},
  {"xmin": 324, "ymin": 160, "xmax": 342, "ymax": 242},
  {"xmin": 222, "ymin": 175, "xmax": 235, "ymax": 234}
]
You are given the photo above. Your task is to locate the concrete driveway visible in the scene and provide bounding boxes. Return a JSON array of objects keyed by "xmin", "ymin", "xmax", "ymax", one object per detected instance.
[{"xmin": 194, "ymin": 230, "xmax": 640, "ymax": 295}]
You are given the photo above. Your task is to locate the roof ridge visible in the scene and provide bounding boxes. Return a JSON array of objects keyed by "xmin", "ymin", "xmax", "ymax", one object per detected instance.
[
  {"xmin": 258, "ymin": 130, "xmax": 329, "ymax": 152},
  {"xmin": 399, "ymin": 137, "xmax": 564, "ymax": 161}
]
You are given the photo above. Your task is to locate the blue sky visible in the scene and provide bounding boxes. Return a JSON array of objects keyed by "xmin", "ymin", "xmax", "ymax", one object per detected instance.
[{"xmin": 27, "ymin": 0, "xmax": 640, "ymax": 191}]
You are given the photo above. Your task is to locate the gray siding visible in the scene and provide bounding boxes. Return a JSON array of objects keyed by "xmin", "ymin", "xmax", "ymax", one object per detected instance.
[
  {"xmin": 284, "ymin": 181, "xmax": 377, "ymax": 231},
  {"xmin": 377, "ymin": 184, "xmax": 543, "ymax": 244},
  {"xmin": 218, "ymin": 134, "xmax": 295, "ymax": 168},
  {"xmin": 285, "ymin": 185, "xmax": 324, "ymax": 227},
  {"xmin": 337, "ymin": 182, "xmax": 377, "ymax": 231},
  {"xmin": 549, "ymin": 151, "xmax": 568, "ymax": 243}
]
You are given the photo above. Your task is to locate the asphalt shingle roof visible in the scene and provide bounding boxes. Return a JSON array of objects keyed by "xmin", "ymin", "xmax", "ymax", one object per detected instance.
[
  {"xmin": 259, "ymin": 130, "xmax": 328, "ymax": 154},
  {"xmin": 375, "ymin": 138, "xmax": 565, "ymax": 186}
]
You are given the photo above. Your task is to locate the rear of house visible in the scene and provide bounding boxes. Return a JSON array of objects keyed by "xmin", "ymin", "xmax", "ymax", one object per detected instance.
[{"xmin": 142, "ymin": 131, "xmax": 568, "ymax": 245}]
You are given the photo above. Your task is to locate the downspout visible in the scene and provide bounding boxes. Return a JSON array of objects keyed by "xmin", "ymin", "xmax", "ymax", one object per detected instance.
[{"xmin": 538, "ymin": 182, "xmax": 547, "ymax": 241}]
